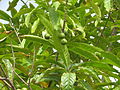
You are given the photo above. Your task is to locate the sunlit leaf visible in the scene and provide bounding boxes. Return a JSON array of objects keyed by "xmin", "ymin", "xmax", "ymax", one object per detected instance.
[{"xmin": 61, "ymin": 72, "xmax": 76, "ymax": 90}]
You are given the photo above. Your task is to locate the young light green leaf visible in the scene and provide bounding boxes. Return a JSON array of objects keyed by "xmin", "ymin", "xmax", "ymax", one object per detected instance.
[
  {"xmin": 31, "ymin": 18, "xmax": 40, "ymax": 33},
  {"xmin": 14, "ymin": 8, "xmax": 33, "ymax": 18},
  {"xmin": 104, "ymin": 0, "xmax": 112, "ymax": 12},
  {"xmin": 61, "ymin": 72, "xmax": 76, "ymax": 90},
  {"xmin": 25, "ymin": 12, "xmax": 32, "ymax": 27}
]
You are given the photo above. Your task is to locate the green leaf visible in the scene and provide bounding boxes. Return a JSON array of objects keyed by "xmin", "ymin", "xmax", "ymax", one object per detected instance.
[
  {"xmin": 25, "ymin": 12, "xmax": 32, "ymax": 27},
  {"xmin": 20, "ymin": 35, "xmax": 53, "ymax": 46},
  {"xmin": 31, "ymin": 18, "xmax": 40, "ymax": 33},
  {"xmin": 68, "ymin": 42, "xmax": 103, "ymax": 53},
  {"xmin": 49, "ymin": 8, "xmax": 60, "ymax": 26},
  {"xmin": 69, "ymin": 47, "xmax": 99, "ymax": 61},
  {"xmin": 90, "ymin": 1, "xmax": 101, "ymax": 26},
  {"xmin": 14, "ymin": 8, "xmax": 33, "ymax": 18},
  {"xmin": 2, "ymin": 59, "xmax": 13, "ymax": 81},
  {"xmin": 77, "ymin": 67, "xmax": 100, "ymax": 81},
  {"xmin": 61, "ymin": 72, "xmax": 76, "ymax": 90},
  {"xmin": 90, "ymin": 1, "xmax": 101, "ymax": 18},
  {"xmin": 7, "ymin": 0, "xmax": 19, "ymax": 11},
  {"xmin": 6, "ymin": 44, "xmax": 30, "ymax": 54},
  {"xmin": 104, "ymin": 0, "xmax": 112, "ymax": 12},
  {"xmin": 10, "ymin": 8, "xmax": 17, "ymax": 17},
  {"xmin": 37, "ymin": 14, "xmax": 54, "ymax": 35},
  {"xmin": 80, "ymin": 61, "xmax": 117, "ymax": 72},
  {"xmin": 107, "ymin": 35, "xmax": 120, "ymax": 42},
  {"xmin": 68, "ymin": 0, "xmax": 77, "ymax": 5},
  {"xmin": 80, "ymin": 81, "xmax": 93, "ymax": 90},
  {"xmin": 101, "ymin": 52, "xmax": 120, "ymax": 68},
  {"xmin": 0, "ymin": 10, "xmax": 11, "ymax": 21},
  {"xmin": 74, "ymin": 26, "xmax": 86, "ymax": 39}
]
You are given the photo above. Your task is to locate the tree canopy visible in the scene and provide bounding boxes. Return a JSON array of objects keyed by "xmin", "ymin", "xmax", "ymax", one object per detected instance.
[{"xmin": 0, "ymin": 0, "xmax": 120, "ymax": 90}]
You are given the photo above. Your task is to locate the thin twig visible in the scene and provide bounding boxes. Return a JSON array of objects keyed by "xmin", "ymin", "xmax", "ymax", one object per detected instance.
[
  {"xmin": 14, "ymin": 71, "xmax": 28, "ymax": 86},
  {"xmin": 10, "ymin": 41, "xmax": 15, "ymax": 82},
  {"xmin": 9, "ymin": 18, "xmax": 22, "ymax": 44},
  {"xmin": 28, "ymin": 46, "xmax": 36, "ymax": 90},
  {"xmin": 21, "ymin": 0, "xmax": 28, "ymax": 8},
  {"xmin": 0, "ymin": 64, "xmax": 8, "ymax": 77},
  {"xmin": 62, "ymin": 0, "xmax": 68, "ymax": 32},
  {"xmin": 108, "ymin": 12, "xmax": 117, "ymax": 51},
  {"xmin": 0, "ymin": 65, "xmax": 16, "ymax": 90}
]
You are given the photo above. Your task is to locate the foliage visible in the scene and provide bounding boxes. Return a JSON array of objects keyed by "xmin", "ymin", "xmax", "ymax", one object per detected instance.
[{"xmin": 0, "ymin": 0, "xmax": 120, "ymax": 90}]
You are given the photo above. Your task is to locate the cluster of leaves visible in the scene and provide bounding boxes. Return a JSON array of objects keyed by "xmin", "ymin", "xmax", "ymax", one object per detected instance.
[{"xmin": 0, "ymin": 0, "xmax": 120, "ymax": 90}]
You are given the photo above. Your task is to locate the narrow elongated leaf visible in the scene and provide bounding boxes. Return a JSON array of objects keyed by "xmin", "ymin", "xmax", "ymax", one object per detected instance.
[
  {"xmin": 14, "ymin": 8, "xmax": 33, "ymax": 18},
  {"xmin": 107, "ymin": 35, "xmax": 120, "ymax": 42},
  {"xmin": 77, "ymin": 67, "xmax": 100, "ymax": 81},
  {"xmin": 80, "ymin": 61, "xmax": 118, "ymax": 72},
  {"xmin": 25, "ymin": 12, "xmax": 32, "ymax": 27},
  {"xmin": 37, "ymin": 14, "xmax": 54, "ymax": 35},
  {"xmin": 80, "ymin": 81, "xmax": 93, "ymax": 90},
  {"xmin": 0, "ymin": 10, "xmax": 11, "ymax": 21},
  {"xmin": 101, "ymin": 52, "xmax": 120, "ymax": 68},
  {"xmin": 20, "ymin": 35, "xmax": 53, "ymax": 46},
  {"xmin": 104, "ymin": 0, "xmax": 112, "ymax": 12},
  {"xmin": 6, "ymin": 44, "xmax": 30, "ymax": 53},
  {"xmin": 69, "ymin": 47, "xmax": 99, "ymax": 61},
  {"xmin": 61, "ymin": 72, "xmax": 76, "ymax": 90},
  {"xmin": 31, "ymin": 18, "xmax": 40, "ymax": 33},
  {"xmin": 90, "ymin": 1, "xmax": 101, "ymax": 18},
  {"xmin": 7, "ymin": 0, "xmax": 19, "ymax": 11},
  {"xmin": 68, "ymin": 42, "xmax": 103, "ymax": 53},
  {"xmin": 90, "ymin": 1, "xmax": 101, "ymax": 26}
]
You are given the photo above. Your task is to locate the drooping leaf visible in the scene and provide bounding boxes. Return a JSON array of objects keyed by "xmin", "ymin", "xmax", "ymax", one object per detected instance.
[
  {"xmin": 31, "ymin": 18, "xmax": 40, "ymax": 33},
  {"xmin": 25, "ymin": 12, "xmax": 32, "ymax": 27},
  {"xmin": 37, "ymin": 14, "xmax": 54, "ymax": 35},
  {"xmin": 61, "ymin": 72, "xmax": 76, "ymax": 90},
  {"xmin": 20, "ymin": 35, "xmax": 53, "ymax": 46},
  {"xmin": 69, "ymin": 47, "xmax": 99, "ymax": 61},
  {"xmin": 68, "ymin": 42, "xmax": 103, "ymax": 53},
  {"xmin": 101, "ymin": 51, "xmax": 120, "ymax": 68},
  {"xmin": 0, "ymin": 10, "xmax": 11, "ymax": 21}
]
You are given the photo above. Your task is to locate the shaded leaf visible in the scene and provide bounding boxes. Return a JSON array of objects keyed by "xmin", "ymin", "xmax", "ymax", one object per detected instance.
[{"xmin": 0, "ymin": 10, "xmax": 11, "ymax": 21}]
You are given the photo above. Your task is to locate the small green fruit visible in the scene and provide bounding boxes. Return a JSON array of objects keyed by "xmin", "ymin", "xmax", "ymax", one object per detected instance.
[
  {"xmin": 61, "ymin": 38, "xmax": 67, "ymax": 45},
  {"xmin": 59, "ymin": 33, "xmax": 65, "ymax": 39},
  {"xmin": 45, "ymin": 34, "xmax": 50, "ymax": 39}
]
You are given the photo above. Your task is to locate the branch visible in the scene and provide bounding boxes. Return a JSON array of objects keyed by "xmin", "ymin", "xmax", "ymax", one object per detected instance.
[
  {"xmin": 14, "ymin": 71, "xmax": 28, "ymax": 86},
  {"xmin": 62, "ymin": 0, "xmax": 68, "ymax": 32}
]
